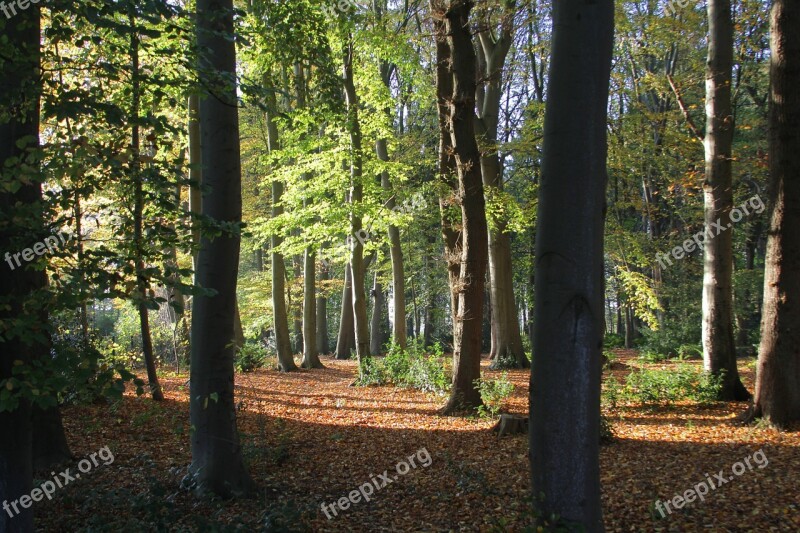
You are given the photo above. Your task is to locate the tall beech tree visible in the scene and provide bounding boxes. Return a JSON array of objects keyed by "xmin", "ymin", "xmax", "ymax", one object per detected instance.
[
  {"xmin": 702, "ymin": 0, "xmax": 750, "ymax": 401},
  {"xmin": 529, "ymin": 0, "xmax": 613, "ymax": 529},
  {"xmin": 748, "ymin": 0, "xmax": 800, "ymax": 428},
  {"xmin": 436, "ymin": 0, "xmax": 489, "ymax": 414},
  {"xmin": 0, "ymin": 6, "xmax": 42, "ymax": 531},
  {"xmin": 188, "ymin": 0, "xmax": 253, "ymax": 496}
]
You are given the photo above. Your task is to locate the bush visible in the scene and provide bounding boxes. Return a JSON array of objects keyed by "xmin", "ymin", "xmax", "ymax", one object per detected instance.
[
  {"xmin": 475, "ymin": 372, "xmax": 515, "ymax": 418},
  {"xmin": 357, "ymin": 342, "xmax": 450, "ymax": 394},
  {"xmin": 234, "ymin": 342, "xmax": 269, "ymax": 373},
  {"xmin": 603, "ymin": 333, "xmax": 624, "ymax": 349},
  {"xmin": 624, "ymin": 365, "xmax": 723, "ymax": 406}
]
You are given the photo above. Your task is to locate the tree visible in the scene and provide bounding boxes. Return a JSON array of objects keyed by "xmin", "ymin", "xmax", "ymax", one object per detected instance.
[
  {"xmin": 342, "ymin": 37, "xmax": 371, "ymax": 366},
  {"xmin": 529, "ymin": 0, "xmax": 613, "ymax": 529},
  {"xmin": 701, "ymin": 0, "xmax": 750, "ymax": 401},
  {"xmin": 187, "ymin": 0, "xmax": 253, "ymax": 496},
  {"xmin": 436, "ymin": 0, "xmax": 489, "ymax": 414},
  {"xmin": 475, "ymin": 0, "xmax": 528, "ymax": 369},
  {"xmin": 0, "ymin": 6, "xmax": 42, "ymax": 531},
  {"xmin": 748, "ymin": 0, "xmax": 800, "ymax": 428}
]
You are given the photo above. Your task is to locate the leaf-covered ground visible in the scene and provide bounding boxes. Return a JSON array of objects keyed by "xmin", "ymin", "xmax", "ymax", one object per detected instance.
[{"xmin": 39, "ymin": 351, "xmax": 799, "ymax": 531}]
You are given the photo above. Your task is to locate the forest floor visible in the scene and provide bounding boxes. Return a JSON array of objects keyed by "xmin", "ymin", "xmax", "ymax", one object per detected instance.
[{"xmin": 41, "ymin": 350, "xmax": 800, "ymax": 532}]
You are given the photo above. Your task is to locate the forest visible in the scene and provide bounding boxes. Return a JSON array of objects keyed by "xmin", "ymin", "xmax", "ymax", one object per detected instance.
[{"xmin": 0, "ymin": 0, "xmax": 798, "ymax": 531}]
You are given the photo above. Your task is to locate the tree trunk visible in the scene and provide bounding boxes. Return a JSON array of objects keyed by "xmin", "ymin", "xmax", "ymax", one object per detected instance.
[
  {"xmin": 0, "ymin": 10, "xmax": 41, "ymax": 529},
  {"xmin": 370, "ymin": 273, "xmax": 384, "ymax": 355},
  {"xmin": 292, "ymin": 253, "xmax": 304, "ymax": 354},
  {"xmin": 188, "ymin": 0, "xmax": 253, "ymax": 496},
  {"xmin": 316, "ymin": 260, "xmax": 330, "ymax": 354},
  {"xmin": 342, "ymin": 38, "xmax": 370, "ymax": 366},
  {"xmin": 264, "ymin": 74, "xmax": 298, "ymax": 373},
  {"xmin": 702, "ymin": 0, "xmax": 750, "ymax": 401},
  {"xmin": 529, "ymin": 0, "xmax": 613, "ymax": 529},
  {"xmin": 130, "ymin": 14, "xmax": 164, "ymax": 402},
  {"xmin": 430, "ymin": 6, "xmax": 461, "ymax": 333},
  {"xmin": 438, "ymin": 0, "xmax": 489, "ymax": 415},
  {"xmin": 302, "ymin": 247, "xmax": 323, "ymax": 368},
  {"xmin": 32, "ymin": 406, "xmax": 73, "ymax": 471},
  {"xmin": 377, "ymin": 137, "xmax": 407, "ymax": 349},
  {"xmin": 748, "ymin": 0, "xmax": 800, "ymax": 428},
  {"xmin": 335, "ymin": 263, "xmax": 356, "ymax": 359},
  {"xmin": 188, "ymin": 94, "xmax": 202, "ymax": 278},
  {"xmin": 475, "ymin": 3, "xmax": 528, "ymax": 369}
]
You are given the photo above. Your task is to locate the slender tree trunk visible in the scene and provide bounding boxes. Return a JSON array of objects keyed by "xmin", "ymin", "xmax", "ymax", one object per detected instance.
[
  {"xmin": 370, "ymin": 273, "xmax": 384, "ymax": 355},
  {"xmin": 264, "ymin": 75, "xmax": 298, "ymax": 372},
  {"xmin": 302, "ymin": 246, "xmax": 323, "ymax": 368},
  {"xmin": 748, "ymin": 0, "xmax": 800, "ymax": 428},
  {"xmin": 342, "ymin": 38, "xmax": 370, "ymax": 366},
  {"xmin": 702, "ymin": 0, "xmax": 750, "ymax": 401},
  {"xmin": 0, "ymin": 10, "xmax": 41, "ymax": 529},
  {"xmin": 188, "ymin": 94, "xmax": 202, "ymax": 278},
  {"xmin": 335, "ymin": 263, "xmax": 356, "ymax": 359},
  {"xmin": 188, "ymin": 0, "xmax": 253, "ymax": 497},
  {"xmin": 130, "ymin": 12, "xmax": 163, "ymax": 401},
  {"xmin": 475, "ymin": 3, "xmax": 527, "ymax": 369},
  {"xmin": 316, "ymin": 260, "xmax": 330, "ymax": 354},
  {"xmin": 438, "ymin": 0, "xmax": 489, "ymax": 414},
  {"xmin": 529, "ymin": 0, "xmax": 613, "ymax": 529}
]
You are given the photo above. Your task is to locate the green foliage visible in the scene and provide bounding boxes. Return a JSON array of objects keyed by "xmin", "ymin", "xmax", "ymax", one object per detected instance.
[
  {"xmin": 234, "ymin": 342, "xmax": 270, "ymax": 373},
  {"xmin": 474, "ymin": 372, "xmax": 515, "ymax": 418},
  {"xmin": 356, "ymin": 341, "xmax": 450, "ymax": 394},
  {"xmin": 623, "ymin": 365, "xmax": 724, "ymax": 406},
  {"xmin": 603, "ymin": 333, "xmax": 625, "ymax": 349}
]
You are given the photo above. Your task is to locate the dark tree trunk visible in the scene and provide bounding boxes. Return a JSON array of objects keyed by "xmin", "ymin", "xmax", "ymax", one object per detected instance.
[
  {"xmin": 130, "ymin": 12, "xmax": 164, "ymax": 402},
  {"xmin": 702, "ymin": 0, "xmax": 750, "ymax": 401},
  {"xmin": 302, "ymin": 247, "xmax": 323, "ymax": 368},
  {"xmin": 32, "ymin": 406, "xmax": 72, "ymax": 471},
  {"xmin": 529, "ymin": 0, "xmax": 614, "ymax": 530},
  {"xmin": 188, "ymin": 0, "xmax": 253, "ymax": 496},
  {"xmin": 437, "ymin": 0, "xmax": 489, "ymax": 415},
  {"xmin": 748, "ymin": 0, "xmax": 800, "ymax": 428},
  {"xmin": 0, "ymin": 9, "xmax": 41, "ymax": 530}
]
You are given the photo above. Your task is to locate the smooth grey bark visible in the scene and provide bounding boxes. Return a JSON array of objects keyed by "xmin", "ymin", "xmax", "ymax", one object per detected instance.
[
  {"xmin": 438, "ymin": 0, "xmax": 489, "ymax": 414},
  {"xmin": 475, "ymin": 2, "xmax": 527, "ymax": 369},
  {"xmin": 265, "ymin": 76, "xmax": 298, "ymax": 373},
  {"xmin": 377, "ymin": 137, "xmax": 407, "ymax": 349},
  {"xmin": 302, "ymin": 246, "xmax": 323, "ymax": 368},
  {"xmin": 335, "ymin": 263, "xmax": 356, "ymax": 359},
  {"xmin": 188, "ymin": 0, "xmax": 253, "ymax": 497},
  {"xmin": 529, "ymin": 0, "xmax": 613, "ymax": 530},
  {"xmin": 370, "ymin": 273, "xmax": 384, "ymax": 355},
  {"xmin": 748, "ymin": 0, "xmax": 800, "ymax": 428},
  {"xmin": 0, "ymin": 10, "xmax": 41, "ymax": 530},
  {"xmin": 316, "ymin": 260, "xmax": 330, "ymax": 354},
  {"xmin": 342, "ymin": 38, "xmax": 370, "ymax": 366},
  {"xmin": 702, "ymin": 0, "xmax": 750, "ymax": 401}
]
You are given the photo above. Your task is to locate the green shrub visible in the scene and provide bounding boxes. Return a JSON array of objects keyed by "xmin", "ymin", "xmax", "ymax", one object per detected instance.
[
  {"xmin": 603, "ymin": 333, "xmax": 624, "ymax": 349},
  {"xmin": 358, "ymin": 342, "xmax": 451, "ymax": 394},
  {"xmin": 408, "ymin": 354, "xmax": 450, "ymax": 394},
  {"xmin": 474, "ymin": 372, "xmax": 515, "ymax": 418},
  {"xmin": 357, "ymin": 356, "xmax": 387, "ymax": 386},
  {"xmin": 234, "ymin": 342, "xmax": 268, "ymax": 373},
  {"xmin": 383, "ymin": 344, "xmax": 412, "ymax": 385},
  {"xmin": 624, "ymin": 365, "xmax": 723, "ymax": 406}
]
